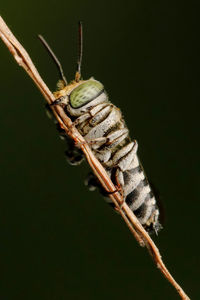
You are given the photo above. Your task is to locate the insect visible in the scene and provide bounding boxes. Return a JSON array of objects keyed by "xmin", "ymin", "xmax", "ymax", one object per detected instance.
[{"xmin": 39, "ymin": 22, "xmax": 162, "ymax": 234}]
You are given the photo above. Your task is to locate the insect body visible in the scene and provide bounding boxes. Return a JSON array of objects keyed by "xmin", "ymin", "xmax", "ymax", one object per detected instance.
[
  {"xmin": 39, "ymin": 23, "xmax": 162, "ymax": 234},
  {"xmin": 53, "ymin": 78, "xmax": 161, "ymax": 233}
]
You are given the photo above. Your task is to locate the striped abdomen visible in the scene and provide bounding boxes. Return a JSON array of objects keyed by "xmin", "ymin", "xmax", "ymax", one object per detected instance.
[{"xmin": 65, "ymin": 88, "xmax": 161, "ymax": 233}]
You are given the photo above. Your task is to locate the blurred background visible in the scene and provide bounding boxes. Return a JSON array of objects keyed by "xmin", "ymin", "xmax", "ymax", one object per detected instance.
[{"xmin": 0, "ymin": 1, "xmax": 199, "ymax": 299}]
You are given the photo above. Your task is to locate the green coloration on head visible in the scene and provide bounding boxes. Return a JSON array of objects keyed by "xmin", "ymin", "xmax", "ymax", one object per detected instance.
[{"xmin": 70, "ymin": 80, "xmax": 104, "ymax": 108}]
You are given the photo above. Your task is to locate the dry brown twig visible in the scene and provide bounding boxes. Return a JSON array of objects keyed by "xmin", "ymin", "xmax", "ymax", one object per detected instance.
[{"xmin": 0, "ymin": 15, "xmax": 190, "ymax": 300}]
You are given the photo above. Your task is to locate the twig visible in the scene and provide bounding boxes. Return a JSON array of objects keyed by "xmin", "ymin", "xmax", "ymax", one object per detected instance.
[{"xmin": 0, "ymin": 15, "xmax": 190, "ymax": 300}]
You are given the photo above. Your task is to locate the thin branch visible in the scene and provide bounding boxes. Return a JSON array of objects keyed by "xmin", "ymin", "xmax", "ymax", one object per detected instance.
[{"xmin": 0, "ymin": 16, "xmax": 190, "ymax": 300}]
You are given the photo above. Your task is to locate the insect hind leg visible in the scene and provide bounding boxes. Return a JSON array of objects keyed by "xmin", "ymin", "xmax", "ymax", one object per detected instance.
[{"xmin": 85, "ymin": 173, "xmax": 116, "ymax": 209}]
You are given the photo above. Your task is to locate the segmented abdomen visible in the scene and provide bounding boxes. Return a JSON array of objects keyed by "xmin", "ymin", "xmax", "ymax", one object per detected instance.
[{"xmin": 66, "ymin": 91, "xmax": 161, "ymax": 233}]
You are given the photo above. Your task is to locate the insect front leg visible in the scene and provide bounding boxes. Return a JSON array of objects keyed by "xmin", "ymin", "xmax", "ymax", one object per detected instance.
[
  {"xmin": 73, "ymin": 113, "xmax": 91, "ymax": 126},
  {"xmin": 85, "ymin": 136, "xmax": 108, "ymax": 149}
]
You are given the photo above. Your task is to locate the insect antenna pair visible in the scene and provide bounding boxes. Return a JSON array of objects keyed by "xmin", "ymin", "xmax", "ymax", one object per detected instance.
[{"xmin": 38, "ymin": 21, "xmax": 83, "ymax": 86}]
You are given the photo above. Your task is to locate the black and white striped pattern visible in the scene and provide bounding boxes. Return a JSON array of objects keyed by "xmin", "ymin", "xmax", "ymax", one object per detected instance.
[{"xmin": 64, "ymin": 89, "xmax": 161, "ymax": 233}]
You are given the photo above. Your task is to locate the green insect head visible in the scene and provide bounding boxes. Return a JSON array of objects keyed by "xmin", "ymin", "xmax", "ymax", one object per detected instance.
[
  {"xmin": 39, "ymin": 22, "xmax": 105, "ymax": 109},
  {"xmin": 69, "ymin": 80, "xmax": 104, "ymax": 108}
]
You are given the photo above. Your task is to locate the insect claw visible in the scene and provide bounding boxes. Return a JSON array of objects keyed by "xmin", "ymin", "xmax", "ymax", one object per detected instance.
[
  {"xmin": 106, "ymin": 184, "xmax": 123, "ymax": 198},
  {"xmin": 50, "ymin": 99, "xmax": 61, "ymax": 106},
  {"xmin": 50, "ymin": 97, "xmax": 65, "ymax": 106},
  {"xmin": 74, "ymin": 139, "xmax": 87, "ymax": 148},
  {"xmin": 114, "ymin": 200, "xmax": 125, "ymax": 213}
]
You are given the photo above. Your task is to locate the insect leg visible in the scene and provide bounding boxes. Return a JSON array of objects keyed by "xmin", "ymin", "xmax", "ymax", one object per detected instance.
[{"xmin": 64, "ymin": 135, "xmax": 84, "ymax": 165}]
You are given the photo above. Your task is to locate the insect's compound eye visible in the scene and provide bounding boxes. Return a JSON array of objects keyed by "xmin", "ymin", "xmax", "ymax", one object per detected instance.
[{"xmin": 70, "ymin": 80, "xmax": 104, "ymax": 108}]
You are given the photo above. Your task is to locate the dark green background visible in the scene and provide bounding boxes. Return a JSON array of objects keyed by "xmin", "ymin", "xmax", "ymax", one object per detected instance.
[{"xmin": 0, "ymin": 1, "xmax": 199, "ymax": 300}]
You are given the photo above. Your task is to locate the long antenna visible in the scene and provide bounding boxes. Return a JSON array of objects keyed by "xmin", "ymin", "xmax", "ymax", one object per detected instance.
[
  {"xmin": 75, "ymin": 21, "xmax": 83, "ymax": 82},
  {"xmin": 38, "ymin": 34, "xmax": 68, "ymax": 85}
]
